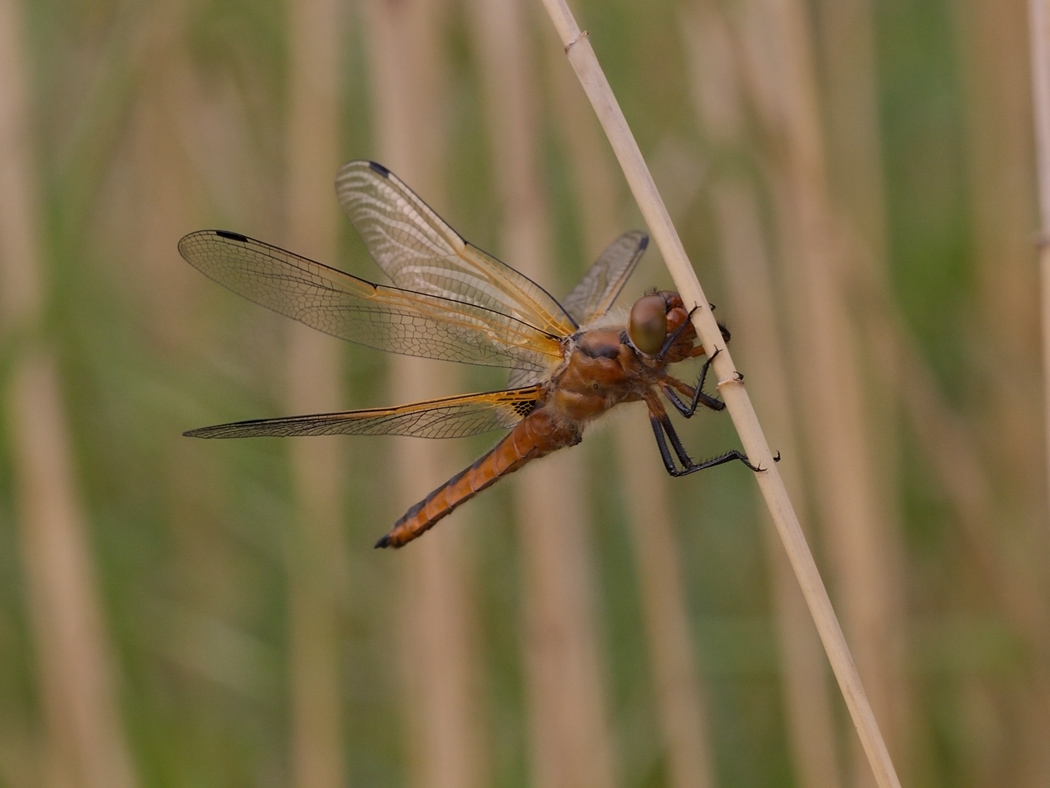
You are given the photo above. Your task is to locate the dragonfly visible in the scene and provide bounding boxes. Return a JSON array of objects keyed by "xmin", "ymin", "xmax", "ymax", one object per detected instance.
[{"xmin": 180, "ymin": 160, "xmax": 763, "ymax": 548}]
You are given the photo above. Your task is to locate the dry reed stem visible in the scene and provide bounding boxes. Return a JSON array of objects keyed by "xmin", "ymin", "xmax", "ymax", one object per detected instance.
[
  {"xmin": 471, "ymin": 2, "xmax": 618, "ymax": 786},
  {"xmin": 538, "ymin": 2, "xmax": 901, "ymax": 787},
  {"xmin": 679, "ymin": 7, "xmax": 843, "ymax": 786},
  {"xmin": 365, "ymin": 2, "xmax": 488, "ymax": 787},
  {"xmin": 815, "ymin": 0, "xmax": 890, "ymax": 262},
  {"xmin": 682, "ymin": 17, "xmax": 846, "ymax": 786},
  {"xmin": 0, "ymin": 2, "xmax": 138, "ymax": 787},
  {"xmin": 712, "ymin": 182, "xmax": 844, "ymax": 788},
  {"xmin": 1029, "ymin": 0, "xmax": 1050, "ymax": 534},
  {"xmin": 6, "ymin": 354, "xmax": 139, "ymax": 788},
  {"xmin": 614, "ymin": 417, "xmax": 718, "ymax": 788},
  {"xmin": 850, "ymin": 225, "xmax": 1050, "ymax": 720},
  {"xmin": 128, "ymin": 2, "xmax": 200, "ymax": 346},
  {"xmin": 957, "ymin": 6, "xmax": 1050, "ymax": 778},
  {"xmin": 817, "ymin": 140, "xmax": 1050, "ymax": 753},
  {"xmin": 284, "ymin": 0, "xmax": 348, "ymax": 786},
  {"xmin": 737, "ymin": 0, "xmax": 910, "ymax": 781},
  {"xmin": 956, "ymin": 1, "xmax": 1042, "ymax": 491},
  {"xmin": 546, "ymin": 29, "xmax": 718, "ymax": 788}
]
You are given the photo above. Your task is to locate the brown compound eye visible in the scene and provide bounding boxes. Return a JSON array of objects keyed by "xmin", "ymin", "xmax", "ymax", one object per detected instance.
[{"xmin": 627, "ymin": 293, "xmax": 668, "ymax": 355}]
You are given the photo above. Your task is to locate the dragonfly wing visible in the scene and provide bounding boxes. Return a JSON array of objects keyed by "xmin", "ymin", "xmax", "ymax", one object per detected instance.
[
  {"xmin": 561, "ymin": 230, "xmax": 648, "ymax": 324},
  {"xmin": 506, "ymin": 231, "xmax": 648, "ymax": 387},
  {"xmin": 179, "ymin": 230, "xmax": 563, "ymax": 372},
  {"xmin": 335, "ymin": 160, "xmax": 578, "ymax": 340},
  {"xmin": 184, "ymin": 387, "xmax": 543, "ymax": 439}
]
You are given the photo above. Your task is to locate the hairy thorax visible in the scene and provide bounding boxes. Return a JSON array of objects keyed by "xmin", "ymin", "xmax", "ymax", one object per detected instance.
[{"xmin": 543, "ymin": 327, "xmax": 655, "ymax": 425}]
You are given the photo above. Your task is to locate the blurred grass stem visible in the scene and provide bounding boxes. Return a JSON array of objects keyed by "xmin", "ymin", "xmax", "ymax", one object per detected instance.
[
  {"xmin": 470, "ymin": 1, "xmax": 618, "ymax": 785},
  {"xmin": 1029, "ymin": 0, "xmax": 1050, "ymax": 529},
  {"xmin": 366, "ymin": 2, "xmax": 488, "ymax": 786},
  {"xmin": 284, "ymin": 0, "xmax": 348, "ymax": 785},
  {"xmin": 539, "ymin": 1, "xmax": 902, "ymax": 786},
  {"xmin": 548, "ymin": 28, "xmax": 719, "ymax": 788},
  {"xmin": 0, "ymin": 1, "xmax": 138, "ymax": 786},
  {"xmin": 680, "ymin": 5, "xmax": 844, "ymax": 784}
]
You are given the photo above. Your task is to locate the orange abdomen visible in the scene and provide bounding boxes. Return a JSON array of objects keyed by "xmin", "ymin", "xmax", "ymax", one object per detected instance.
[{"xmin": 375, "ymin": 408, "xmax": 580, "ymax": 548}]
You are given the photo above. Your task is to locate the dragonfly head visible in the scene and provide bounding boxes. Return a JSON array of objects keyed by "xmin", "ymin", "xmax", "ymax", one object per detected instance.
[{"xmin": 627, "ymin": 291, "xmax": 696, "ymax": 358}]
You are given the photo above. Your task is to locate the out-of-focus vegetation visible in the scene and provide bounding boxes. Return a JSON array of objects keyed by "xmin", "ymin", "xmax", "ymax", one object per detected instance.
[{"xmin": 0, "ymin": 0, "xmax": 1046, "ymax": 787}]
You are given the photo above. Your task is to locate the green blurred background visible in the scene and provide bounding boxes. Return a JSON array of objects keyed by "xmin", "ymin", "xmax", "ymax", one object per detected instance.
[{"xmin": 0, "ymin": 0, "xmax": 1046, "ymax": 787}]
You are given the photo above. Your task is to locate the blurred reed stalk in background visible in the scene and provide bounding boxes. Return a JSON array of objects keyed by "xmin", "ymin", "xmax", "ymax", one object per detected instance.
[
  {"xmin": 1032, "ymin": 0, "xmax": 1050, "ymax": 525},
  {"xmin": 539, "ymin": 0, "xmax": 904, "ymax": 785},
  {"xmin": 731, "ymin": 0, "xmax": 912, "ymax": 783},
  {"xmin": 680, "ymin": 4, "xmax": 842, "ymax": 786},
  {"xmin": 546, "ymin": 13, "xmax": 721, "ymax": 788},
  {"xmin": 469, "ymin": 2, "xmax": 618, "ymax": 786},
  {"xmin": 1027, "ymin": 2, "xmax": 1050, "ymax": 785},
  {"xmin": 283, "ymin": 0, "xmax": 348, "ymax": 786},
  {"xmin": 734, "ymin": 1, "xmax": 911, "ymax": 783},
  {"xmin": 364, "ymin": 1, "xmax": 489, "ymax": 787},
  {"xmin": 0, "ymin": 1, "xmax": 138, "ymax": 787},
  {"xmin": 956, "ymin": 1, "xmax": 1041, "ymax": 499},
  {"xmin": 957, "ymin": 3, "xmax": 1050, "ymax": 780}
]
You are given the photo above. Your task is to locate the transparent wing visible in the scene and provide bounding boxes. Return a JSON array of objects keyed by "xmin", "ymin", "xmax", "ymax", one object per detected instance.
[
  {"xmin": 506, "ymin": 231, "xmax": 648, "ymax": 388},
  {"xmin": 335, "ymin": 160, "xmax": 578, "ymax": 339},
  {"xmin": 561, "ymin": 231, "xmax": 648, "ymax": 324},
  {"xmin": 179, "ymin": 230, "xmax": 564, "ymax": 373},
  {"xmin": 184, "ymin": 387, "xmax": 542, "ymax": 439}
]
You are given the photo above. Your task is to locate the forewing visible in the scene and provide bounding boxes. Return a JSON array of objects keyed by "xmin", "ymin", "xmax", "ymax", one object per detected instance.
[
  {"xmin": 561, "ymin": 231, "xmax": 648, "ymax": 324},
  {"xmin": 335, "ymin": 160, "xmax": 578, "ymax": 339},
  {"xmin": 184, "ymin": 387, "xmax": 542, "ymax": 439},
  {"xmin": 179, "ymin": 230, "xmax": 563, "ymax": 372}
]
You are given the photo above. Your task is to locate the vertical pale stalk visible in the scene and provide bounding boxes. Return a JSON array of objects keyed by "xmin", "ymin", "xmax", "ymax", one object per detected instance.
[
  {"xmin": 814, "ymin": 0, "xmax": 902, "ymax": 577},
  {"xmin": 128, "ymin": 2, "xmax": 199, "ymax": 347},
  {"xmin": 284, "ymin": 0, "xmax": 348, "ymax": 786},
  {"xmin": 958, "ymin": 4, "xmax": 1050, "ymax": 782},
  {"xmin": 819, "ymin": 1, "xmax": 1050, "ymax": 776},
  {"xmin": 758, "ymin": 0, "xmax": 912, "ymax": 780},
  {"xmin": 0, "ymin": 2, "xmax": 138, "ymax": 788},
  {"xmin": 1033, "ymin": 0, "xmax": 1050, "ymax": 530},
  {"xmin": 1024, "ymin": 4, "xmax": 1050, "ymax": 783},
  {"xmin": 614, "ymin": 417, "xmax": 718, "ymax": 788},
  {"xmin": 955, "ymin": 0, "xmax": 1042, "ymax": 490},
  {"xmin": 841, "ymin": 155, "xmax": 1050, "ymax": 767},
  {"xmin": 537, "ymin": 1, "xmax": 902, "ymax": 787},
  {"xmin": 712, "ymin": 182, "xmax": 844, "ymax": 788},
  {"xmin": 815, "ymin": 0, "xmax": 890, "ymax": 261},
  {"xmin": 364, "ymin": 3, "xmax": 487, "ymax": 788},
  {"xmin": 468, "ymin": 2, "xmax": 617, "ymax": 787},
  {"xmin": 548, "ymin": 33, "xmax": 718, "ymax": 788},
  {"xmin": 816, "ymin": 0, "xmax": 919, "ymax": 763},
  {"xmin": 735, "ymin": 0, "xmax": 909, "ymax": 784},
  {"xmin": 680, "ymin": 7, "xmax": 842, "ymax": 786}
]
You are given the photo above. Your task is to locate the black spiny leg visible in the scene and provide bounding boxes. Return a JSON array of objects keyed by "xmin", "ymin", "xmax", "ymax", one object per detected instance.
[
  {"xmin": 662, "ymin": 349, "xmax": 726, "ymax": 418},
  {"xmin": 646, "ymin": 395, "xmax": 764, "ymax": 475}
]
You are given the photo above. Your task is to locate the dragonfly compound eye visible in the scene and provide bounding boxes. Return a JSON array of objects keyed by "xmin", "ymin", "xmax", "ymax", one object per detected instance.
[{"xmin": 628, "ymin": 293, "xmax": 669, "ymax": 356}]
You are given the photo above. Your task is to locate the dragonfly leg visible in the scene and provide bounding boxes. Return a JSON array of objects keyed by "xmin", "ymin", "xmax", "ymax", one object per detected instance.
[
  {"xmin": 658, "ymin": 304, "xmax": 700, "ymax": 357},
  {"xmin": 662, "ymin": 349, "xmax": 726, "ymax": 417},
  {"xmin": 647, "ymin": 397, "xmax": 765, "ymax": 476}
]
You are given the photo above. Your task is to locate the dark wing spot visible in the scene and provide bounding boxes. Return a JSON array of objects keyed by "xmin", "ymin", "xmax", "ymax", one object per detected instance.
[
  {"xmin": 216, "ymin": 230, "xmax": 249, "ymax": 243},
  {"xmin": 368, "ymin": 161, "xmax": 391, "ymax": 178},
  {"xmin": 512, "ymin": 399, "xmax": 537, "ymax": 418}
]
